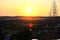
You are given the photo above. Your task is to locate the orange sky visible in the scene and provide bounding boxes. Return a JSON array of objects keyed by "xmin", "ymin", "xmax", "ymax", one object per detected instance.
[{"xmin": 0, "ymin": 0, "xmax": 60, "ymax": 16}]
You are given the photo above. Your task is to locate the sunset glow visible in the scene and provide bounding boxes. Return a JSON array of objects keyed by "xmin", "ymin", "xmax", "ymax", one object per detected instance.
[{"xmin": 0, "ymin": 0, "xmax": 60, "ymax": 16}]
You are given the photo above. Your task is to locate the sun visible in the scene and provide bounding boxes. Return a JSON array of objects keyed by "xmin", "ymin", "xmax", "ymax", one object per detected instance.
[
  {"xmin": 26, "ymin": 7, "xmax": 32, "ymax": 13},
  {"xmin": 23, "ymin": 6, "xmax": 33, "ymax": 16}
]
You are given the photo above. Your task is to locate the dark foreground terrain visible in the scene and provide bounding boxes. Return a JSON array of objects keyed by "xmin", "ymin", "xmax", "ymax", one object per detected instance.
[{"xmin": 0, "ymin": 16, "xmax": 60, "ymax": 40}]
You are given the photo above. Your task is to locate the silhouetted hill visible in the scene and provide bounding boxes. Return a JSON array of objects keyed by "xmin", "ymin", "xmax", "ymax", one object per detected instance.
[{"xmin": 0, "ymin": 16, "xmax": 60, "ymax": 20}]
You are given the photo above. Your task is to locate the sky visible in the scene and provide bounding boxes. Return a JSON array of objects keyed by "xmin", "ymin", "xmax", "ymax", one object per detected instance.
[{"xmin": 0, "ymin": 0, "xmax": 60, "ymax": 16}]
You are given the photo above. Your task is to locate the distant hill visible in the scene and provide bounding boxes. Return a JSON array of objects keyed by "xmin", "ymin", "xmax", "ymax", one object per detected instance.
[{"xmin": 0, "ymin": 16, "xmax": 60, "ymax": 20}]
